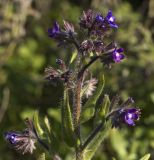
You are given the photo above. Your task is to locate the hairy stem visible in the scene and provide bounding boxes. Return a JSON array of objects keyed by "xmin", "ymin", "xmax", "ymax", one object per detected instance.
[
  {"xmin": 76, "ymin": 147, "xmax": 84, "ymax": 160},
  {"xmin": 73, "ymin": 52, "xmax": 82, "ymax": 140}
]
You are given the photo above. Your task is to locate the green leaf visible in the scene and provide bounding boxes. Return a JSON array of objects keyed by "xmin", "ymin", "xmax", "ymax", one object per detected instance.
[
  {"xmin": 140, "ymin": 154, "xmax": 151, "ymax": 160},
  {"xmin": 70, "ymin": 50, "xmax": 77, "ymax": 64},
  {"xmin": 33, "ymin": 111, "xmax": 44, "ymax": 136},
  {"xmin": 47, "ymin": 108, "xmax": 61, "ymax": 123},
  {"xmin": 98, "ymin": 94, "xmax": 110, "ymax": 118},
  {"xmin": 94, "ymin": 94, "xmax": 110, "ymax": 124},
  {"xmin": 81, "ymin": 75, "xmax": 105, "ymax": 123},
  {"xmin": 61, "ymin": 89, "xmax": 75, "ymax": 147},
  {"xmin": 81, "ymin": 107, "xmax": 95, "ymax": 123},
  {"xmin": 83, "ymin": 120, "xmax": 112, "ymax": 160},
  {"xmin": 44, "ymin": 116, "xmax": 51, "ymax": 133},
  {"xmin": 38, "ymin": 153, "xmax": 46, "ymax": 160},
  {"xmin": 43, "ymin": 116, "xmax": 59, "ymax": 154}
]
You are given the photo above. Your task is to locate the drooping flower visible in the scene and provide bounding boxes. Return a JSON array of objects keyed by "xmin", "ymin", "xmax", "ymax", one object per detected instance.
[
  {"xmin": 111, "ymin": 108, "xmax": 141, "ymax": 128},
  {"xmin": 104, "ymin": 10, "xmax": 118, "ymax": 28},
  {"xmin": 95, "ymin": 15, "xmax": 104, "ymax": 23},
  {"xmin": 101, "ymin": 44, "xmax": 125, "ymax": 67},
  {"xmin": 4, "ymin": 119, "xmax": 38, "ymax": 154},
  {"xmin": 112, "ymin": 48, "xmax": 125, "ymax": 63},
  {"xmin": 122, "ymin": 108, "xmax": 141, "ymax": 126},
  {"xmin": 48, "ymin": 22, "xmax": 60, "ymax": 38},
  {"xmin": 106, "ymin": 97, "xmax": 141, "ymax": 128}
]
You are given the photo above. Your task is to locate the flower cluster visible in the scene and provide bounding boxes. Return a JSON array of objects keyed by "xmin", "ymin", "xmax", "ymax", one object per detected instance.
[
  {"xmin": 48, "ymin": 10, "xmax": 125, "ymax": 66},
  {"xmin": 80, "ymin": 9, "xmax": 118, "ymax": 36}
]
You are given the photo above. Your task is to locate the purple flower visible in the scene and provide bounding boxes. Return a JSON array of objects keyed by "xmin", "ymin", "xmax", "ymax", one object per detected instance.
[
  {"xmin": 4, "ymin": 119, "xmax": 38, "ymax": 154},
  {"xmin": 4, "ymin": 130, "xmax": 37, "ymax": 154},
  {"xmin": 105, "ymin": 10, "xmax": 118, "ymax": 28},
  {"xmin": 95, "ymin": 15, "xmax": 104, "ymax": 23},
  {"xmin": 4, "ymin": 132, "xmax": 19, "ymax": 144},
  {"xmin": 109, "ymin": 108, "xmax": 141, "ymax": 128},
  {"xmin": 48, "ymin": 22, "xmax": 60, "ymax": 38},
  {"xmin": 112, "ymin": 48, "xmax": 125, "ymax": 63},
  {"xmin": 122, "ymin": 108, "xmax": 141, "ymax": 126}
]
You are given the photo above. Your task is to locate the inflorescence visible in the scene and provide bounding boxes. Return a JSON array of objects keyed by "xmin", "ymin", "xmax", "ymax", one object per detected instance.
[{"xmin": 4, "ymin": 9, "xmax": 141, "ymax": 155}]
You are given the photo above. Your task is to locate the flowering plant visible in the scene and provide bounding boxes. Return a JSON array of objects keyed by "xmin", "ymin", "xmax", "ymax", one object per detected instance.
[{"xmin": 4, "ymin": 9, "xmax": 143, "ymax": 160}]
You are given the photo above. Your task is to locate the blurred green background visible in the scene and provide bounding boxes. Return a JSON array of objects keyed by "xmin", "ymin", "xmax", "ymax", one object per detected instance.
[{"xmin": 0, "ymin": 0, "xmax": 154, "ymax": 159}]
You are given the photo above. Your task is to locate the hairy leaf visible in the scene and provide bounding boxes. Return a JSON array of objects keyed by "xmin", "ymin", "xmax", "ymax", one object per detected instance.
[{"xmin": 61, "ymin": 89, "xmax": 75, "ymax": 147}]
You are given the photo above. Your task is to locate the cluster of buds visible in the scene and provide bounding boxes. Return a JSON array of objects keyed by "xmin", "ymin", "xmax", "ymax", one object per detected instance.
[{"xmin": 45, "ymin": 59, "xmax": 74, "ymax": 88}]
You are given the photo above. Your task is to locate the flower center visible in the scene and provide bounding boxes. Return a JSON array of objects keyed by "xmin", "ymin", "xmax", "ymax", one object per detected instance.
[
  {"xmin": 127, "ymin": 113, "xmax": 133, "ymax": 119},
  {"xmin": 109, "ymin": 17, "xmax": 114, "ymax": 22}
]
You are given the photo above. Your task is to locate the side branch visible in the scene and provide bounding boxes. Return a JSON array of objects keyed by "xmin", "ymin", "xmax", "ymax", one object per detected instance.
[
  {"xmin": 81, "ymin": 122, "xmax": 103, "ymax": 150},
  {"xmin": 78, "ymin": 56, "xmax": 101, "ymax": 79}
]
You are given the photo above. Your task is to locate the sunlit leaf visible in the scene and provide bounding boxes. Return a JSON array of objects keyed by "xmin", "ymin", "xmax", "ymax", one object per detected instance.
[{"xmin": 140, "ymin": 154, "xmax": 150, "ymax": 160}]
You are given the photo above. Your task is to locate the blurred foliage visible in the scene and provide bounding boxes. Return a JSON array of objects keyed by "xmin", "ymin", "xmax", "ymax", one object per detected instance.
[{"xmin": 0, "ymin": 0, "xmax": 154, "ymax": 159}]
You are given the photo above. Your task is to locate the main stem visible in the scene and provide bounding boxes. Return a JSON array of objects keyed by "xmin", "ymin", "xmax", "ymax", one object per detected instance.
[
  {"xmin": 72, "ymin": 35, "xmax": 101, "ymax": 160},
  {"xmin": 73, "ymin": 52, "xmax": 84, "ymax": 160}
]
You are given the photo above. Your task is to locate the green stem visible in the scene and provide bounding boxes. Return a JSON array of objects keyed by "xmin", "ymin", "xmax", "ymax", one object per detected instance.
[
  {"xmin": 81, "ymin": 122, "xmax": 103, "ymax": 150},
  {"xmin": 76, "ymin": 147, "xmax": 84, "ymax": 160},
  {"xmin": 78, "ymin": 56, "xmax": 101, "ymax": 79}
]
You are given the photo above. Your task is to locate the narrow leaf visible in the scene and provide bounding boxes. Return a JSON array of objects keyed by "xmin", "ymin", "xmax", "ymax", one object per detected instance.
[
  {"xmin": 61, "ymin": 89, "xmax": 75, "ymax": 147},
  {"xmin": 98, "ymin": 94, "xmax": 110, "ymax": 118},
  {"xmin": 44, "ymin": 116, "xmax": 59, "ymax": 154},
  {"xmin": 140, "ymin": 154, "xmax": 151, "ymax": 160},
  {"xmin": 44, "ymin": 116, "xmax": 51, "ymax": 133},
  {"xmin": 94, "ymin": 94, "xmax": 110, "ymax": 124},
  {"xmin": 33, "ymin": 111, "xmax": 44, "ymax": 136},
  {"xmin": 70, "ymin": 50, "xmax": 77, "ymax": 64}
]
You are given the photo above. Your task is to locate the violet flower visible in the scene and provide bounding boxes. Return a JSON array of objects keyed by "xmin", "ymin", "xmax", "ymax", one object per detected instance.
[
  {"xmin": 48, "ymin": 22, "xmax": 60, "ymax": 38},
  {"xmin": 4, "ymin": 131, "xmax": 37, "ymax": 154},
  {"xmin": 109, "ymin": 108, "xmax": 141, "ymax": 128},
  {"xmin": 121, "ymin": 108, "xmax": 141, "ymax": 126},
  {"xmin": 112, "ymin": 48, "xmax": 125, "ymax": 63},
  {"xmin": 4, "ymin": 118, "xmax": 49, "ymax": 154},
  {"xmin": 95, "ymin": 15, "xmax": 104, "ymax": 23},
  {"xmin": 105, "ymin": 10, "xmax": 118, "ymax": 28}
]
